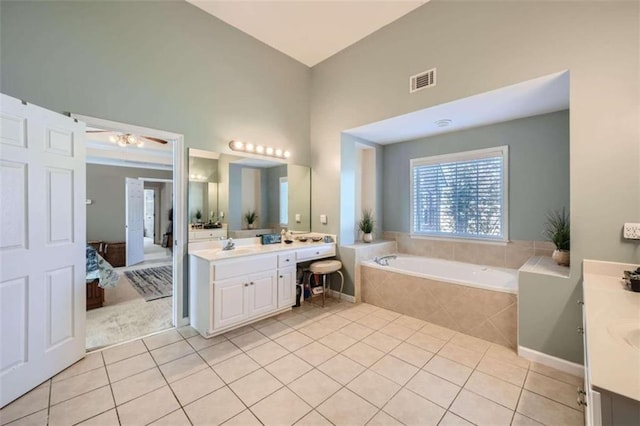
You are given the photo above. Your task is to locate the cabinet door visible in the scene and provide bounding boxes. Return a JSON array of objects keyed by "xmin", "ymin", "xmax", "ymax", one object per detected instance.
[
  {"xmin": 249, "ymin": 271, "xmax": 278, "ymax": 317},
  {"xmin": 278, "ymin": 267, "xmax": 296, "ymax": 309},
  {"xmin": 213, "ymin": 277, "xmax": 249, "ymax": 330}
]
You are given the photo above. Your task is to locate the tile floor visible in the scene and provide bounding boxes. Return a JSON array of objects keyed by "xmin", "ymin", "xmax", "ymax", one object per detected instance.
[{"xmin": 1, "ymin": 300, "xmax": 585, "ymax": 426}]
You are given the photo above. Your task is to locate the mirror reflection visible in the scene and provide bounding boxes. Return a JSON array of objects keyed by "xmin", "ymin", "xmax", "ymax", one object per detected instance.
[{"xmin": 188, "ymin": 149, "xmax": 226, "ymax": 241}]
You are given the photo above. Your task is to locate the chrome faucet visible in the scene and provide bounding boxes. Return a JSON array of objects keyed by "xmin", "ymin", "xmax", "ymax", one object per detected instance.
[
  {"xmin": 222, "ymin": 238, "xmax": 235, "ymax": 251},
  {"xmin": 374, "ymin": 255, "xmax": 397, "ymax": 266}
]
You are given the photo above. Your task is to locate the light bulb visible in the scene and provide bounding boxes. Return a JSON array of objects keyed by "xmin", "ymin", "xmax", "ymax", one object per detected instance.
[
  {"xmin": 233, "ymin": 140, "xmax": 244, "ymax": 150},
  {"xmin": 256, "ymin": 145, "xmax": 264, "ymax": 154},
  {"xmin": 246, "ymin": 143, "xmax": 254, "ymax": 152},
  {"xmin": 284, "ymin": 150, "xmax": 291, "ymax": 158},
  {"xmin": 275, "ymin": 149, "xmax": 283, "ymax": 157},
  {"xmin": 266, "ymin": 147, "xmax": 274, "ymax": 155}
]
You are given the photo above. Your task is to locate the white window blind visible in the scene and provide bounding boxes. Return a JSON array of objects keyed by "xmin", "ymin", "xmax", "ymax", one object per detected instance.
[{"xmin": 410, "ymin": 146, "xmax": 508, "ymax": 241}]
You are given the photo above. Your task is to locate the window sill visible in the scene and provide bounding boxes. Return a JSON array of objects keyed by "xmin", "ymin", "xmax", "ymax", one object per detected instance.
[{"xmin": 409, "ymin": 234, "xmax": 509, "ymax": 246}]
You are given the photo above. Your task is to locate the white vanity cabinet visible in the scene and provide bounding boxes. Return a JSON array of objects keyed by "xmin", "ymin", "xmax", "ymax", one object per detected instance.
[{"xmin": 277, "ymin": 252, "xmax": 296, "ymax": 309}]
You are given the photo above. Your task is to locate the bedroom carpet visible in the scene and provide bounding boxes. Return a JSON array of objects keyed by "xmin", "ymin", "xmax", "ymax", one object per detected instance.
[{"xmin": 124, "ymin": 265, "xmax": 173, "ymax": 301}]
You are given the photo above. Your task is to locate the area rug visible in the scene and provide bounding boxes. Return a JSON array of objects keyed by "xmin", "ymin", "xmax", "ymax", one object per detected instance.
[{"xmin": 124, "ymin": 266, "xmax": 172, "ymax": 301}]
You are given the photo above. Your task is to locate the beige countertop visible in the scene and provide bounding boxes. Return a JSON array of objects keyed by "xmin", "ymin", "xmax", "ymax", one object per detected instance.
[{"xmin": 583, "ymin": 259, "xmax": 640, "ymax": 401}]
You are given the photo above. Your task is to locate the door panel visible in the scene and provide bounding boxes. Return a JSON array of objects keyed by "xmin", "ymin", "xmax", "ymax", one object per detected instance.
[
  {"xmin": 125, "ymin": 177, "xmax": 144, "ymax": 266},
  {"xmin": 213, "ymin": 278, "xmax": 248, "ymax": 330},
  {"xmin": 278, "ymin": 267, "xmax": 296, "ymax": 309},
  {"xmin": 0, "ymin": 94, "xmax": 86, "ymax": 408},
  {"xmin": 249, "ymin": 272, "xmax": 277, "ymax": 317}
]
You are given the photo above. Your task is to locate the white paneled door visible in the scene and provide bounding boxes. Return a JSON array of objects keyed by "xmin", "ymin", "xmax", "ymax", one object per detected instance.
[
  {"xmin": 125, "ymin": 177, "xmax": 144, "ymax": 266},
  {"xmin": 0, "ymin": 93, "xmax": 86, "ymax": 407}
]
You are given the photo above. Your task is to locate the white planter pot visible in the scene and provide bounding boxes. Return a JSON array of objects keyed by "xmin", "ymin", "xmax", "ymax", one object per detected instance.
[
  {"xmin": 363, "ymin": 233, "xmax": 373, "ymax": 243},
  {"xmin": 552, "ymin": 249, "xmax": 570, "ymax": 266}
]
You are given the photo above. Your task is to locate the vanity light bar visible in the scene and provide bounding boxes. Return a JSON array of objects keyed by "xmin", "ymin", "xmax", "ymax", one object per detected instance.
[{"xmin": 229, "ymin": 140, "xmax": 290, "ymax": 159}]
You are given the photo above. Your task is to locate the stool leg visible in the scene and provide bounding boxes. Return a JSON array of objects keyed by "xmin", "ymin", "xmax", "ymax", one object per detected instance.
[
  {"xmin": 336, "ymin": 271, "xmax": 344, "ymax": 301},
  {"xmin": 322, "ymin": 274, "xmax": 326, "ymax": 307}
]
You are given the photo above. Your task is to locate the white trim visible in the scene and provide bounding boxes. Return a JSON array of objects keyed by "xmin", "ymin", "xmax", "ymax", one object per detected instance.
[
  {"xmin": 325, "ymin": 289, "xmax": 356, "ymax": 304},
  {"xmin": 518, "ymin": 345, "xmax": 585, "ymax": 378}
]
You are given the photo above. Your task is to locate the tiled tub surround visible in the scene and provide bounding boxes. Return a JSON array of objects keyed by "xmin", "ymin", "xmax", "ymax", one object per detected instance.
[
  {"xmin": 382, "ymin": 231, "xmax": 556, "ymax": 270},
  {"xmin": 361, "ymin": 263, "xmax": 518, "ymax": 348},
  {"xmin": 0, "ymin": 301, "xmax": 584, "ymax": 426}
]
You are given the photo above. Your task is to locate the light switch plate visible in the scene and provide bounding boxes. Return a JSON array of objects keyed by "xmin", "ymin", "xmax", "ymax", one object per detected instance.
[
  {"xmin": 295, "ymin": 214, "xmax": 301, "ymax": 223},
  {"xmin": 320, "ymin": 214, "xmax": 327, "ymax": 225},
  {"xmin": 623, "ymin": 223, "xmax": 640, "ymax": 239}
]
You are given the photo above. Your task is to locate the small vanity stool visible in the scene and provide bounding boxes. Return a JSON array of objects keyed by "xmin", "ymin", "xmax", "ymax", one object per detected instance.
[{"xmin": 309, "ymin": 259, "xmax": 344, "ymax": 307}]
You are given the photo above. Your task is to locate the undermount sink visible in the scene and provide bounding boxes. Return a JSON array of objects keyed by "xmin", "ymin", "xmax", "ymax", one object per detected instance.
[
  {"xmin": 607, "ymin": 320, "xmax": 640, "ymax": 350},
  {"xmin": 213, "ymin": 248, "xmax": 260, "ymax": 257}
]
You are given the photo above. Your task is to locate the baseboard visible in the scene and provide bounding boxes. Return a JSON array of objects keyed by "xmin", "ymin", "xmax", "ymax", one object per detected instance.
[
  {"xmin": 326, "ymin": 289, "xmax": 356, "ymax": 303},
  {"xmin": 518, "ymin": 345, "xmax": 584, "ymax": 378}
]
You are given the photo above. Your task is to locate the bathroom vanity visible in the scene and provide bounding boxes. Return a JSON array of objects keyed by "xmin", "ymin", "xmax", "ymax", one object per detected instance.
[
  {"xmin": 189, "ymin": 239, "xmax": 336, "ymax": 337},
  {"xmin": 581, "ymin": 260, "xmax": 640, "ymax": 426}
]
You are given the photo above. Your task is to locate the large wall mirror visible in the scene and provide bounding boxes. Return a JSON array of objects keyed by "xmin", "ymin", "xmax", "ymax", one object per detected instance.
[{"xmin": 188, "ymin": 149, "xmax": 311, "ymax": 240}]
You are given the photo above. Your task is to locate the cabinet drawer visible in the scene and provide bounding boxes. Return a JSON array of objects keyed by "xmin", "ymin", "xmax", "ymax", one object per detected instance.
[
  {"xmin": 278, "ymin": 252, "xmax": 295, "ymax": 268},
  {"xmin": 213, "ymin": 255, "xmax": 277, "ymax": 281},
  {"xmin": 296, "ymin": 245, "xmax": 335, "ymax": 262}
]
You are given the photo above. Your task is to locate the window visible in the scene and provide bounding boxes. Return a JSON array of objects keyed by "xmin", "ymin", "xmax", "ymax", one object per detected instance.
[
  {"xmin": 279, "ymin": 177, "xmax": 288, "ymax": 225},
  {"xmin": 410, "ymin": 146, "xmax": 508, "ymax": 241}
]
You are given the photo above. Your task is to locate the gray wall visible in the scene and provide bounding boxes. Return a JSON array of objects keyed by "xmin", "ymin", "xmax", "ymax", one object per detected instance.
[
  {"xmin": 87, "ymin": 164, "xmax": 173, "ymax": 242},
  {"xmin": 382, "ymin": 111, "xmax": 570, "ymax": 241},
  {"xmin": 287, "ymin": 165, "xmax": 311, "ymax": 232},
  {"xmin": 311, "ymin": 2, "xmax": 639, "ymax": 363}
]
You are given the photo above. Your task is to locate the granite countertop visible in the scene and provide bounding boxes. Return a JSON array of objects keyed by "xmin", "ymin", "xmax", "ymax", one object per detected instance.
[{"xmin": 583, "ymin": 259, "xmax": 640, "ymax": 401}]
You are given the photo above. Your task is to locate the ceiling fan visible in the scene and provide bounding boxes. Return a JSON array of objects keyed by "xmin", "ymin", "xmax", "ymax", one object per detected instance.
[{"xmin": 87, "ymin": 130, "xmax": 168, "ymax": 147}]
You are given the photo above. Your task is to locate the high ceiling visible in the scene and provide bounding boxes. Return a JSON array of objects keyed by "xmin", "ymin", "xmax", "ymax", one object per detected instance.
[{"xmin": 186, "ymin": 0, "xmax": 427, "ymax": 67}]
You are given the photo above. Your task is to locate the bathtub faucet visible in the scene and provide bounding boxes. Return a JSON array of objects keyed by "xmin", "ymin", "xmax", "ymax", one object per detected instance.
[{"xmin": 374, "ymin": 255, "xmax": 397, "ymax": 266}]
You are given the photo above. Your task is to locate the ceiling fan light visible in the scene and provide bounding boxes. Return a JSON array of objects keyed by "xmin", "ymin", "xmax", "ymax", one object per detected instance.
[
  {"xmin": 109, "ymin": 135, "xmax": 117, "ymax": 143},
  {"xmin": 117, "ymin": 139, "xmax": 127, "ymax": 147},
  {"xmin": 136, "ymin": 140, "xmax": 144, "ymax": 147},
  {"xmin": 127, "ymin": 134, "xmax": 137, "ymax": 144}
]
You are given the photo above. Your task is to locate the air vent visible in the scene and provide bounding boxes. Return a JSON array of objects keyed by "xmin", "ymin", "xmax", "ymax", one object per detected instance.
[{"xmin": 409, "ymin": 68, "xmax": 436, "ymax": 93}]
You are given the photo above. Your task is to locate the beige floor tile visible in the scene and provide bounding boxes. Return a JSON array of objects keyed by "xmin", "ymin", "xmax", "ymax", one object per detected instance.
[
  {"xmin": 438, "ymin": 411, "xmax": 474, "ymax": 426},
  {"xmin": 177, "ymin": 325, "xmax": 199, "ymax": 339},
  {"xmin": 143, "ymin": 329, "xmax": 183, "ymax": 350},
  {"xmin": 383, "ymin": 388, "xmax": 446, "ymax": 425},
  {"xmin": 294, "ymin": 410, "xmax": 333, "ymax": 426},
  {"xmin": 362, "ymin": 331, "xmax": 402, "ymax": 353},
  {"xmin": 246, "ymin": 340, "xmax": 290, "ymax": 366},
  {"xmin": 4, "ymin": 408, "xmax": 48, "ymax": 426},
  {"xmin": 321, "ymin": 314, "xmax": 352, "ymax": 330},
  {"xmin": 53, "ymin": 352, "xmax": 104, "ymax": 382},
  {"xmin": 464, "ymin": 371, "xmax": 521, "ymax": 410},
  {"xmin": 170, "ymin": 368, "xmax": 225, "ymax": 406},
  {"xmin": 198, "ymin": 340, "xmax": 242, "ymax": 365},
  {"xmin": 529, "ymin": 362, "xmax": 582, "ymax": 387},
  {"xmin": 0, "ymin": 381, "xmax": 50, "ymax": 424},
  {"xmin": 517, "ymin": 390, "xmax": 583, "ymax": 426},
  {"xmin": 347, "ymin": 369, "xmax": 401, "ymax": 408},
  {"xmin": 390, "ymin": 342, "xmax": 434, "ymax": 367},
  {"xmin": 356, "ymin": 314, "xmax": 390, "ymax": 330},
  {"xmin": 251, "ymin": 387, "xmax": 312, "ymax": 425},
  {"xmin": 229, "ymin": 368, "xmax": 282, "ymax": 406},
  {"xmin": 229, "ymin": 330, "xmax": 270, "ymax": 351},
  {"xmin": 449, "ymin": 333, "xmax": 491, "ymax": 353},
  {"xmin": 379, "ymin": 322, "xmax": 415, "ymax": 340},
  {"xmin": 511, "ymin": 413, "xmax": 544, "ymax": 426},
  {"xmin": 50, "ymin": 367, "xmax": 109, "ymax": 405},
  {"xmin": 76, "ymin": 408, "xmax": 118, "ymax": 425},
  {"xmin": 524, "ymin": 371, "xmax": 581, "ymax": 409},
  {"xmin": 367, "ymin": 410, "xmax": 403, "ymax": 425},
  {"xmin": 186, "ymin": 333, "xmax": 227, "ymax": 351},
  {"xmin": 223, "ymin": 324, "xmax": 255, "ymax": 339},
  {"xmin": 159, "ymin": 352, "xmax": 208, "ymax": 383},
  {"xmin": 258, "ymin": 321, "xmax": 296, "ymax": 339},
  {"xmin": 406, "ymin": 370, "xmax": 461, "ymax": 409},
  {"xmin": 149, "ymin": 408, "xmax": 191, "ymax": 426},
  {"xmin": 336, "ymin": 307, "xmax": 369, "ymax": 321},
  {"xmin": 150, "ymin": 340, "xmax": 194, "ymax": 365},
  {"xmin": 184, "ymin": 386, "xmax": 245, "ymax": 425},
  {"xmin": 213, "ymin": 353, "xmax": 261, "ymax": 383},
  {"xmin": 339, "ymin": 322, "xmax": 375, "ymax": 340},
  {"xmin": 450, "ymin": 389, "xmax": 513, "ymax": 426},
  {"xmin": 476, "ymin": 355, "xmax": 527, "ymax": 387},
  {"xmin": 342, "ymin": 342, "xmax": 385, "ymax": 367},
  {"xmin": 423, "ymin": 356, "xmax": 472, "ymax": 386},
  {"xmin": 371, "ymin": 355, "xmax": 419, "ymax": 386},
  {"xmin": 265, "ymin": 353, "xmax": 313, "ymax": 384},
  {"xmin": 318, "ymin": 331, "xmax": 358, "ymax": 352},
  {"xmin": 298, "ymin": 323, "xmax": 334, "ymax": 340},
  {"xmin": 281, "ymin": 314, "xmax": 314, "ymax": 329},
  {"xmin": 439, "ymin": 342, "xmax": 483, "ymax": 368},
  {"xmin": 484, "ymin": 344, "xmax": 529, "ymax": 369},
  {"xmin": 102, "ymin": 340, "xmax": 147, "ymax": 365},
  {"xmin": 395, "ymin": 315, "xmax": 427, "ymax": 330},
  {"xmin": 318, "ymin": 354, "xmax": 365, "ymax": 385},
  {"xmin": 317, "ymin": 388, "xmax": 377, "ymax": 426},
  {"xmin": 106, "ymin": 352, "xmax": 156, "ymax": 383},
  {"xmin": 49, "ymin": 386, "xmax": 114, "ymax": 426},
  {"xmin": 371, "ymin": 308, "xmax": 402, "ymax": 321},
  {"xmin": 275, "ymin": 331, "xmax": 314, "ymax": 351},
  {"xmin": 111, "ymin": 367, "xmax": 166, "ymax": 406},
  {"xmin": 295, "ymin": 342, "xmax": 337, "ymax": 366},
  {"xmin": 419, "ymin": 322, "xmax": 457, "ymax": 341},
  {"xmin": 406, "ymin": 332, "xmax": 447, "ymax": 353},
  {"xmin": 223, "ymin": 409, "xmax": 262, "ymax": 426},
  {"xmin": 288, "ymin": 369, "xmax": 342, "ymax": 407},
  {"xmin": 251, "ymin": 318, "xmax": 279, "ymax": 330}
]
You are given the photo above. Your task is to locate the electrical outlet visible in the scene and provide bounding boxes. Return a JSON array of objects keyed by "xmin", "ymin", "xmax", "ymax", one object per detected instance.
[{"xmin": 623, "ymin": 223, "xmax": 640, "ymax": 240}]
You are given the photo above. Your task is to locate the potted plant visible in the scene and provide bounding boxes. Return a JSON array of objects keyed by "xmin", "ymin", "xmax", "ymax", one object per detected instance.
[
  {"xmin": 195, "ymin": 209, "xmax": 202, "ymax": 223},
  {"xmin": 358, "ymin": 209, "xmax": 375, "ymax": 243},
  {"xmin": 544, "ymin": 207, "xmax": 570, "ymax": 266},
  {"xmin": 245, "ymin": 210, "xmax": 258, "ymax": 229}
]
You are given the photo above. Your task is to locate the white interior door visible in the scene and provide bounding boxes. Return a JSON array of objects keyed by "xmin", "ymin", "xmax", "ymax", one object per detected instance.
[
  {"xmin": 125, "ymin": 178, "xmax": 144, "ymax": 266},
  {"xmin": 0, "ymin": 93, "xmax": 86, "ymax": 407}
]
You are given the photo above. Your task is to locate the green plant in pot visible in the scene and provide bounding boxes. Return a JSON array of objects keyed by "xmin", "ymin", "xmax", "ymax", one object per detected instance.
[
  {"xmin": 358, "ymin": 209, "xmax": 375, "ymax": 243},
  {"xmin": 245, "ymin": 210, "xmax": 258, "ymax": 229},
  {"xmin": 544, "ymin": 207, "xmax": 570, "ymax": 266},
  {"xmin": 195, "ymin": 209, "xmax": 202, "ymax": 223}
]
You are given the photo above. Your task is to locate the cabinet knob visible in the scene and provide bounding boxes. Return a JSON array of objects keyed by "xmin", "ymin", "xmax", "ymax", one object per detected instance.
[
  {"xmin": 244, "ymin": 283, "xmax": 248, "ymax": 287},
  {"xmin": 577, "ymin": 300, "xmax": 584, "ymax": 305},
  {"xmin": 577, "ymin": 327, "xmax": 584, "ymax": 335},
  {"xmin": 286, "ymin": 259, "xmax": 290, "ymax": 262},
  {"xmin": 316, "ymin": 251, "xmax": 320, "ymax": 255},
  {"xmin": 250, "ymin": 282, "xmax": 254, "ymax": 285},
  {"xmin": 576, "ymin": 397, "xmax": 587, "ymax": 407},
  {"xmin": 279, "ymin": 275, "xmax": 283, "ymax": 278}
]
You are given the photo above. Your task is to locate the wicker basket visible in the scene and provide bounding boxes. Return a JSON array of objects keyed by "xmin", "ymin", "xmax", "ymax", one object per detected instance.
[{"xmin": 103, "ymin": 241, "xmax": 126, "ymax": 267}]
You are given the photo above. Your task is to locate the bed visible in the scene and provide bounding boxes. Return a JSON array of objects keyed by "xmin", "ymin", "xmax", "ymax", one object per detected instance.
[{"xmin": 86, "ymin": 245, "xmax": 119, "ymax": 310}]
